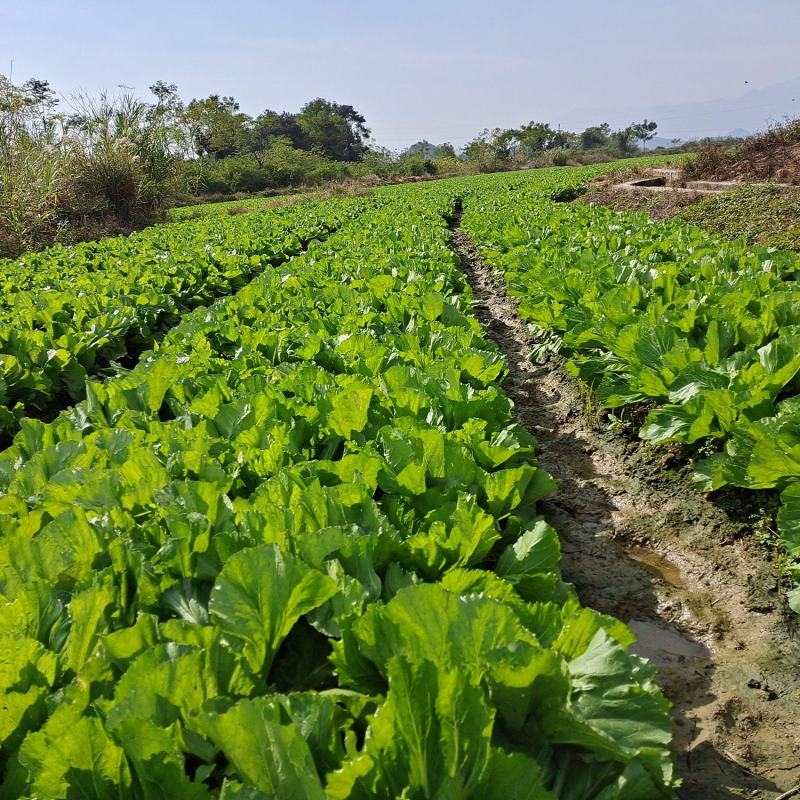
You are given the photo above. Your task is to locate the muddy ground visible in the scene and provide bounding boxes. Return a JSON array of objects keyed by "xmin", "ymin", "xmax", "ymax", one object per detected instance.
[{"xmin": 450, "ymin": 225, "xmax": 800, "ymax": 799}]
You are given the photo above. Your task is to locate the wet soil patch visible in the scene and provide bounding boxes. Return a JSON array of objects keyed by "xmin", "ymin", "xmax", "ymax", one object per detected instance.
[{"xmin": 449, "ymin": 218, "xmax": 800, "ymax": 799}]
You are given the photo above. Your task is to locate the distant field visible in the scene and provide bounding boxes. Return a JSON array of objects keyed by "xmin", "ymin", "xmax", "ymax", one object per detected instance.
[
  {"xmin": 168, "ymin": 154, "xmax": 687, "ymax": 222},
  {"xmin": 6, "ymin": 155, "xmax": 799, "ymax": 798},
  {"xmin": 168, "ymin": 191, "xmax": 313, "ymax": 221}
]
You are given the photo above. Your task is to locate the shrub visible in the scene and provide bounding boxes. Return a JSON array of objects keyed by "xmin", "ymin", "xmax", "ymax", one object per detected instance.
[
  {"xmin": 189, "ymin": 140, "xmax": 350, "ymax": 194},
  {"xmin": 67, "ymin": 92, "xmax": 188, "ymax": 224},
  {"xmin": 0, "ymin": 80, "xmax": 189, "ymax": 256},
  {"xmin": 401, "ymin": 153, "xmax": 437, "ymax": 176},
  {"xmin": 0, "ymin": 77, "xmax": 69, "ymax": 255}
]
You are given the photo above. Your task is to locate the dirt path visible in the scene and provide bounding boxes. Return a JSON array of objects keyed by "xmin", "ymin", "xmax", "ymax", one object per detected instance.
[{"xmin": 450, "ymin": 225, "xmax": 800, "ymax": 799}]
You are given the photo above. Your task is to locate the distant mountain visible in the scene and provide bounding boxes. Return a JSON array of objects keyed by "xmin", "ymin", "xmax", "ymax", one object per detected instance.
[
  {"xmin": 645, "ymin": 77, "xmax": 800, "ymax": 140},
  {"xmin": 405, "ymin": 140, "xmax": 437, "ymax": 157},
  {"xmin": 564, "ymin": 77, "xmax": 800, "ymax": 143},
  {"xmin": 619, "ymin": 129, "xmax": 751, "ymax": 149}
]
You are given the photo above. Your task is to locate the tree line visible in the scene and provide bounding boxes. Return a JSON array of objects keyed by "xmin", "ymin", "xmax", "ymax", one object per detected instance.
[{"xmin": 1, "ymin": 73, "xmax": 666, "ymax": 256}]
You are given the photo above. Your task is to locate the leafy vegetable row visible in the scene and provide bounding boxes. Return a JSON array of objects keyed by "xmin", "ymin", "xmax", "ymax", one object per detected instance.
[
  {"xmin": 0, "ymin": 200, "xmax": 358, "ymax": 440},
  {"xmin": 0, "ymin": 185, "xmax": 676, "ymax": 798},
  {"xmin": 461, "ymin": 192, "xmax": 800, "ymax": 609}
]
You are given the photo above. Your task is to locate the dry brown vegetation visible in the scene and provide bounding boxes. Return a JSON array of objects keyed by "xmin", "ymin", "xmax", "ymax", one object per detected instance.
[{"xmin": 683, "ymin": 118, "xmax": 800, "ymax": 184}]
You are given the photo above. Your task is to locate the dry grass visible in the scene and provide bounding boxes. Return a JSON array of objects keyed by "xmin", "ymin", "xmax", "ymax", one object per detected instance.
[
  {"xmin": 683, "ymin": 118, "xmax": 800, "ymax": 185},
  {"xmin": 579, "ymin": 186, "xmax": 703, "ymax": 220},
  {"xmin": 0, "ymin": 82, "xmax": 188, "ymax": 258},
  {"xmin": 581, "ymin": 180, "xmax": 800, "ymax": 253}
]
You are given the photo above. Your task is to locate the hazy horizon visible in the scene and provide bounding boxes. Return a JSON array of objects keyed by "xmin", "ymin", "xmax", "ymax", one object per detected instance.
[{"xmin": 2, "ymin": 0, "xmax": 799, "ymax": 149}]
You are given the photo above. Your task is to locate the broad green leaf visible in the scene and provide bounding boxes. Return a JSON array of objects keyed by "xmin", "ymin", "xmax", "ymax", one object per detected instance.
[
  {"xmin": 332, "ymin": 583, "xmax": 534, "ymax": 689},
  {"xmin": 105, "ymin": 645, "xmax": 218, "ymax": 731},
  {"xmin": 193, "ymin": 697, "xmax": 325, "ymax": 800},
  {"xmin": 63, "ymin": 575, "xmax": 116, "ymax": 674},
  {"xmin": 0, "ymin": 636, "xmax": 58, "ymax": 755},
  {"xmin": 18, "ymin": 703, "xmax": 132, "ymax": 800},
  {"xmin": 327, "ymin": 657, "xmax": 494, "ymax": 799},
  {"xmin": 485, "ymin": 465, "xmax": 554, "ymax": 517},
  {"xmin": 209, "ymin": 544, "xmax": 337, "ymax": 673},
  {"xmin": 326, "ymin": 383, "xmax": 373, "ymax": 439},
  {"xmin": 112, "ymin": 718, "xmax": 210, "ymax": 800}
]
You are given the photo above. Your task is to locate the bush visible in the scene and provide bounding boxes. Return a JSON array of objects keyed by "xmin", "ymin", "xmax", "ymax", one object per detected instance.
[
  {"xmin": 351, "ymin": 148, "xmax": 397, "ymax": 178},
  {"xmin": 683, "ymin": 118, "xmax": 800, "ymax": 184},
  {"xmin": 67, "ymin": 93, "xmax": 188, "ymax": 224},
  {"xmin": 431, "ymin": 156, "xmax": 470, "ymax": 175},
  {"xmin": 401, "ymin": 153, "xmax": 437, "ymax": 176},
  {"xmin": 0, "ymin": 78, "xmax": 69, "ymax": 255},
  {"xmin": 260, "ymin": 139, "xmax": 348, "ymax": 186},
  {"xmin": 189, "ymin": 140, "xmax": 350, "ymax": 195},
  {"xmin": 0, "ymin": 80, "xmax": 189, "ymax": 257}
]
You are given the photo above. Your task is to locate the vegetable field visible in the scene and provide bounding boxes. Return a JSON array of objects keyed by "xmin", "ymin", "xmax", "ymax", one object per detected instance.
[
  {"xmin": 461, "ymin": 185, "xmax": 800, "ymax": 610},
  {"xmin": 1, "ymin": 161, "xmax": 798, "ymax": 799}
]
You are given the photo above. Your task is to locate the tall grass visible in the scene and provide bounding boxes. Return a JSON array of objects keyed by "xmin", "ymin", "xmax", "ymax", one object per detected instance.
[
  {"xmin": 67, "ymin": 92, "xmax": 189, "ymax": 224},
  {"xmin": 0, "ymin": 77, "xmax": 68, "ymax": 255},
  {"xmin": 0, "ymin": 78, "xmax": 189, "ymax": 258}
]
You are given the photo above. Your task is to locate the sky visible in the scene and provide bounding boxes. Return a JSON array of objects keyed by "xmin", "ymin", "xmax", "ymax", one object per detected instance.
[{"xmin": 2, "ymin": 0, "xmax": 800, "ymax": 149}]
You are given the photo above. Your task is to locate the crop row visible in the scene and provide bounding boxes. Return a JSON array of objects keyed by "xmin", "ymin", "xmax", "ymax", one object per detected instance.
[
  {"xmin": 0, "ymin": 200, "xmax": 360, "ymax": 441},
  {"xmin": 461, "ymin": 191, "xmax": 800, "ymax": 609},
  {"xmin": 0, "ymin": 184, "xmax": 675, "ymax": 798}
]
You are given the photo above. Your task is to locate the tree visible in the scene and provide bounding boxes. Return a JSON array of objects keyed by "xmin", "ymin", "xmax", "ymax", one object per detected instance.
[
  {"xmin": 296, "ymin": 98, "xmax": 370, "ymax": 162},
  {"xmin": 149, "ymin": 81, "xmax": 180, "ymax": 109},
  {"xmin": 513, "ymin": 121, "xmax": 554, "ymax": 156},
  {"xmin": 612, "ymin": 125, "xmax": 638, "ymax": 154},
  {"xmin": 630, "ymin": 119, "xmax": 658, "ymax": 151},
  {"xmin": 20, "ymin": 78, "xmax": 58, "ymax": 133},
  {"xmin": 433, "ymin": 142, "xmax": 456, "ymax": 159},
  {"xmin": 580, "ymin": 123, "xmax": 611, "ymax": 150},
  {"xmin": 463, "ymin": 130, "xmax": 506, "ymax": 171},
  {"xmin": 183, "ymin": 94, "xmax": 250, "ymax": 159},
  {"xmin": 509, "ymin": 122, "xmax": 575, "ymax": 157},
  {"xmin": 247, "ymin": 110, "xmax": 307, "ymax": 158},
  {"xmin": 549, "ymin": 128, "xmax": 576, "ymax": 150},
  {"xmin": 491, "ymin": 128, "xmax": 517, "ymax": 160}
]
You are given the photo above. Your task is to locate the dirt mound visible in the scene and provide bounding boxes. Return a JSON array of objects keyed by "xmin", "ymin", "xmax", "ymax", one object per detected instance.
[
  {"xmin": 684, "ymin": 119, "xmax": 800, "ymax": 185},
  {"xmin": 578, "ymin": 184, "xmax": 703, "ymax": 220}
]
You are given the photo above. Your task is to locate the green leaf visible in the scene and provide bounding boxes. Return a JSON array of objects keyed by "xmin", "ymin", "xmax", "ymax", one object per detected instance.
[
  {"xmin": 408, "ymin": 494, "xmax": 500, "ymax": 578},
  {"xmin": 112, "ymin": 718, "xmax": 210, "ymax": 800},
  {"xmin": 18, "ymin": 701, "xmax": 132, "ymax": 800},
  {"xmin": 193, "ymin": 696, "xmax": 326, "ymax": 799},
  {"xmin": 63, "ymin": 575, "xmax": 116, "ymax": 674},
  {"xmin": 778, "ymin": 481, "xmax": 800, "ymax": 557},
  {"xmin": 209, "ymin": 544, "xmax": 337, "ymax": 674},
  {"xmin": 326, "ymin": 383, "xmax": 373, "ymax": 439},
  {"xmin": 545, "ymin": 629, "xmax": 674, "ymax": 791},
  {"xmin": 485, "ymin": 465, "xmax": 554, "ymax": 517},
  {"xmin": 327, "ymin": 657, "xmax": 494, "ymax": 799},
  {"xmin": 496, "ymin": 519, "xmax": 560, "ymax": 578},
  {"xmin": 480, "ymin": 749, "xmax": 556, "ymax": 800},
  {"xmin": 0, "ymin": 636, "xmax": 58, "ymax": 755},
  {"xmin": 332, "ymin": 583, "xmax": 534, "ymax": 690},
  {"xmin": 105, "ymin": 645, "xmax": 218, "ymax": 732}
]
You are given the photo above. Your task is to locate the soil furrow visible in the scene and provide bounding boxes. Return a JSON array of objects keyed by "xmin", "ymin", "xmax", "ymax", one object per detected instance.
[{"xmin": 450, "ymin": 222, "xmax": 800, "ymax": 799}]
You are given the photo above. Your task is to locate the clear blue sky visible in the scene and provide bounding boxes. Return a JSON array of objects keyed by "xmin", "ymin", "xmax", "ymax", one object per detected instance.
[{"xmin": 2, "ymin": 0, "xmax": 799, "ymax": 147}]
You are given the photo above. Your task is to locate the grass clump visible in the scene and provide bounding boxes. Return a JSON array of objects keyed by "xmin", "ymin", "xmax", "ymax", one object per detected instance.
[{"xmin": 678, "ymin": 184, "xmax": 800, "ymax": 251}]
